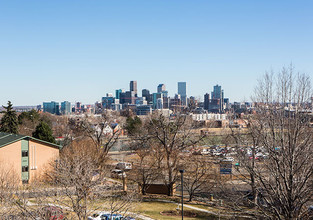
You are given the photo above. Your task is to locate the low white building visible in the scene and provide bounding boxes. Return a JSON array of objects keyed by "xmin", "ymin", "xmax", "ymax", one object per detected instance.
[{"xmin": 191, "ymin": 113, "xmax": 227, "ymax": 121}]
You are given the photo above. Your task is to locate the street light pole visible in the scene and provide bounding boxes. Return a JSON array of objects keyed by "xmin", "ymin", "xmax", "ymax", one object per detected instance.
[{"xmin": 179, "ymin": 169, "xmax": 184, "ymax": 220}]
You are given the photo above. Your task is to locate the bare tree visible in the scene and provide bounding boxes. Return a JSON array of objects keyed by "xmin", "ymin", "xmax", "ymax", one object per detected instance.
[
  {"xmin": 230, "ymin": 125, "xmax": 260, "ymax": 207},
  {"xmin": 96, "ymin": 184, "xmax": 138, "ymax": 219},
  {"xmin": 239, "ymin": 65, "xmax": 313, "ymax": 219},
  {"xmin": 73, "ymin": 113, "xmax": 121, "ymax": 168},
  {"xmin": 182, "ymin": 154, "xmax": 217, "ymax": 202},
  {"xmin": 125, "ymin": 117, "xmax": 162, "ymax": 195},
  {"xmin": 44, "ymin": 138, "xmax": 139, "ymax": 220},
  {"xmin": 0, "ymin": 165, "xmax": 19, "ymax": 219},
  {"xmin": 147, "ymin": 113, "xmax": 204, "ymax": 196},
  {"xmin": 45, "ymin": 139, "xmax": 107, "ymax": 220},
  {"xmin": 128, "ymin": 142, "xmax": 162, "ymax": 195}
]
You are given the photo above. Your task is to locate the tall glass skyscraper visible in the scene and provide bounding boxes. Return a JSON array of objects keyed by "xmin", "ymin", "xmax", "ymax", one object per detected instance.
[
  {"xmin": 211, "ymin": 85, "xmax": 223, "ymax": 99},
  {"xmin": 157, "ymin": 84, "xmax": 166, "ymax": 93},
  {"xmin": 43, "ymin": 101, "xmax": 60, "ymax": 115},
  {"xmin": 178, "ymin": 82, "xmax": 187, "ymax": 106},
  {"xmin": 61, "ymin": 101, "xmax": 71, "ymax": 115},
  {"xmin": 130, "ymin": 81, "xmax": 137, "ymax": 97},
  {"xmin": 210, "ymin": 84, "xmax": 224, "ymax": 113}
]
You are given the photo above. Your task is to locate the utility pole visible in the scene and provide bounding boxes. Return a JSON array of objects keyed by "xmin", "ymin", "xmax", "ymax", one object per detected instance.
[{"xmin": 179, "ymin": 169, "xmax": 184, "ymax": 220}]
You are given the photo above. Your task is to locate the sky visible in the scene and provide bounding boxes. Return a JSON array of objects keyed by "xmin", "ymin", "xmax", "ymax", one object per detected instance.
[{"xmin": 1, "ymin": 0, "xmax": 313, "ymax": 106}]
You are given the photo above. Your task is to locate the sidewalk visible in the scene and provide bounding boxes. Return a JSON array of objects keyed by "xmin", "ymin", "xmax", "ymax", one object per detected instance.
[{"xmin": 150, "ymin": 199, "xmax": 255, "ymax": 219}]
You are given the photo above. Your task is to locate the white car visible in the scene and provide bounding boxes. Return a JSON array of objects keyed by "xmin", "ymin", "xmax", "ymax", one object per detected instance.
[
  {"xmin": 221, "ymin": 157, "xmax": 234, "ymax": 162},
  {"xmin": 116, "ymin": 162, "xmax": 132, "ymax": 171}
]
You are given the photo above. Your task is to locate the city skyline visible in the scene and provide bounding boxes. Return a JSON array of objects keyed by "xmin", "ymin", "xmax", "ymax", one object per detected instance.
[
  {"xmin": 1, "ymin": 1, "xmax": 313, "ymax": 106},
  {"xmin": 3, "ymin": 80, "xmax": 231, "ymax": 107},
  {"xmin": 39, "ymin": 81, "xmax": 233, "ymax": 115}
]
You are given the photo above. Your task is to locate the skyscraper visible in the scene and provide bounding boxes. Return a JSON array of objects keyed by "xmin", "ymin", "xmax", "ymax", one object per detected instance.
[
  {"xmin": 204, "ymin": 93, "xmax": 210, "ymax": 110},
  {"xmin": 130, "ymin": 81, "xmax": 137, "ymax": 97},
  {"xmin": 43, "ymin": 101, "xmax": 60, "ymax": 115},
  {"xmin": 211, "ymin": 85, "xmax": 223, "ymax": 99},
  {"xmin": 115, "ymin": 89, "xmax": 123, "ymax": 99},
  {"xmin": 210, "ymin": 84, "xmax": 225, "ymax": 113},
  {"xmin": 142, "ymin": 89, "xmax": 151, "ymax": 103},
  {"xmin": 156, "ymin": 98, "xmax": 163, "ymax": 109},
  {"xmin": 102, "ymin": 96, "xmax": 115, "ymax": 109},
  {"xmin": 178, "ymin": 82, "xmax": 187, "ymax": 106},
  {"xmin": 61, "ymin": 101, "xmax": 71, "ymax": 115},
  {"xmin": 157, "ymin": 84, "xmax": 166, "ymax": 93},
  {"xmin": 152, "ymin": 93, "xmax": 162, "ymax": 109}
]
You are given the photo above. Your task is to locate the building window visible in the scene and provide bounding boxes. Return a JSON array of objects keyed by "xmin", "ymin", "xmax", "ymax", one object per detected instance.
[
  {"xmin": 22, "ymin": 150, "xmax": 28, "ymax": 157},
  {"xmin": 22, "ymin": 166, "xmax": 29, "ymax": 172}
]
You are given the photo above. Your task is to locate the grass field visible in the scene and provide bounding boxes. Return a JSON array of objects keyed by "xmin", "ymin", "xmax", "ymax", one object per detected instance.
[{"xmin": 134, "ymin": 201, "xmax": 227, "ymax": 220}]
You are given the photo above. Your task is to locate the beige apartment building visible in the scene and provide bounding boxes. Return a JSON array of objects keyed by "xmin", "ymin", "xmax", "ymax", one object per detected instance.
[{"xmin": 0, "ymin": 132, "xmax": 60, "ymax": 184}]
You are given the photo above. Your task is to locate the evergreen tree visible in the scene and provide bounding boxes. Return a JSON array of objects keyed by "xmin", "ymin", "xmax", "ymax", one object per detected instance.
[
  {"xmin": 124, "ymin": 116, "xmax": 142, "ymax": 136},
  {"xmin": 18, "ymin": 109, "xmax": 40, "ymax": 124},
  {"xmin": 32, "ymin": 121, "xmax": 56, "ymax": 144},
  {"xmin": 0, "ymin": 101, "xmax": 18, "ymax": 134}
]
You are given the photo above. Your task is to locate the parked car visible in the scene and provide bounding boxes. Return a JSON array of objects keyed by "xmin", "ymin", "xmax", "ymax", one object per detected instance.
[
  {"xmin": 221, "ymin": 157, "xmax": 234, "ymax": 162},
  {"xmin": 116, "ymin": 162, "xmax": 132, "ymax": 171},
  {"xmin": 3, "ymin": 206, "xmax": 65, "ymax": 220},
  {"xmin": 111, "ymin": 169, "xmax": 126, "ymax": 179},
  {"xmin": 308, "ymin": 205, "xmax": 313, "ymax": 215},
  {"xmin": 201, "ymin": 148, "xmax": 210, "ymax": 155},
  {"xmin": 88, "ymin": 212, "xmax": 135, "ymax": 220},
  {"xmin": 37, "ymin": 206, "xmax": 65, "ymax": 220}
]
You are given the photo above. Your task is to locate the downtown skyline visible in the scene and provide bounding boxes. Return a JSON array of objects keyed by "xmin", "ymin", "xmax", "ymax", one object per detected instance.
[{"xmin": 1, "ymin": 0, "xmax": 313, "ymax": 106}]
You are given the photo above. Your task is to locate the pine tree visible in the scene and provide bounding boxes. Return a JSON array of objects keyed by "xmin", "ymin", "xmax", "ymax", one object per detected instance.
[
  {"xmin": 0, "ymin": 101, "xmax": 18, "ymax": 134},
  {"xmin": 124, "ymin": 116, "xmax": 142, "ymax": 136},
  {"xmin": 32, "ymin": 121, "xmax": 56, "ymax": 144}
]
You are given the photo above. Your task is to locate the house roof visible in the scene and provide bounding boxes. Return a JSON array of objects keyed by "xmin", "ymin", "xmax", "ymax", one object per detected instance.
[{"xmin": 0, "ymin": 132, "xmax": 61, "ymax": 149}]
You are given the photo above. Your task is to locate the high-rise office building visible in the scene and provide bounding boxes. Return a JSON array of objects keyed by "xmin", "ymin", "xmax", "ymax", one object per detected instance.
[
  {"xmin": 120, "ymin": 91, "xmax": 136, "ymax": 104},
  {"xmin": 130, "ymin": 81, "xmax": 137, "ymax": 97},
  {"xmin": 61, "ymin": 101, "xmax": 71, "ymax": 115},
  {"xmin": 142, "ymin": 89, "xmax": 151, "ymax": 103},
  {"xmin": 76, "ymin": 102, "xmax": 81, "ymax": 109},
  {"xmin": 115, "ymin": 89, "xmax": 123, "ymax": 99},
  {"xmin": 178, "ymin": 82, "xmax": 187, "ymax": 106},
  {"xmin": 204, "ymin": 93, "xmax": 210, "ymax": 110},
  {"xmin": 102, "ymin": 96, "xmax": 115, "ymax": 109},
  {"xmin": 43, "ymin": 101, "xmax": 60, "ymax": 115},
  {"xmin": 156, "ymin": 98, "xmax": 163, "ymax": 109},
  {"xmin": 209, "ymin": 84, "xmax": 225, "ymax": 113},
  {"xmin": 157, "ymin": 84, "xmax": 166, "ymax": 93},
  {"xmin": 211, "ymin": 85, "xmax": 223, "ymax": 99},
  {"xmin": 224, "ymin": 98, "xmax": 230, "ymax": 110},
  {"xmin": 152, "ymin": 93, "xmax": 162, "ymax": 109}
]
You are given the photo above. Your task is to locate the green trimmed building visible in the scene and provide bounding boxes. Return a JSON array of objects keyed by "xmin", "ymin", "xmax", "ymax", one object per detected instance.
[{"xmin": 0, "ymin": 132, "xmax": 60, "ymax": 184}]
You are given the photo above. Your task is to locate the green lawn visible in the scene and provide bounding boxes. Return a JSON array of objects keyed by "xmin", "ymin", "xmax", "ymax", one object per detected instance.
[{"xmin": 134, "ymin": 201, "xmax": 226, "ymax": 220}]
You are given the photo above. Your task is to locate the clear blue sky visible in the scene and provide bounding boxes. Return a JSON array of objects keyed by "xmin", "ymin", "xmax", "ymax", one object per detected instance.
[{"xmin": 1, "ymin": 0, "xmax": 313, "ymax": 106}]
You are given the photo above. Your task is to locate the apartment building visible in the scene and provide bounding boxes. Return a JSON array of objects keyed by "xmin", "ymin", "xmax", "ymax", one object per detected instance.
[{"xmin": 0, "ymin": 132, "xmax": 60, "ymax": 184}]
